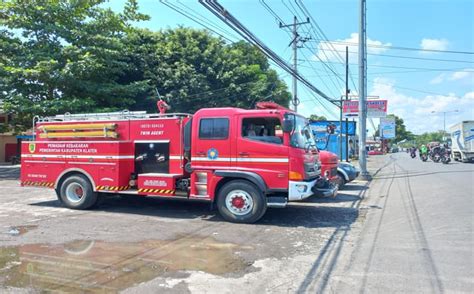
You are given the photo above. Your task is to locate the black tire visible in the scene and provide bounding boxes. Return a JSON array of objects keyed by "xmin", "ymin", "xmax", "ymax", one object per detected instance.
[
  {"xmin": 59, "ymin": 175, "xmax": 98, "ymax": 210},
  {"xmin": 216, "ymin": 180, "xmax": 267, "ymax": 224},
  {"xmin": 335, "ymin": 172, "xmax": 346, "ymax": 189}
]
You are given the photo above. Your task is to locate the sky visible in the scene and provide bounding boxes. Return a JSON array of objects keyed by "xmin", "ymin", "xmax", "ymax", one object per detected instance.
[{"xmin": 108, "ymin": 0, "xmax": 474, "ymax": 135}]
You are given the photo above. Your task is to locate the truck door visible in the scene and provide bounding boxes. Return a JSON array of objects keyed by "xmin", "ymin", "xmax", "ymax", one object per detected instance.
[
  {"xmin": 192, "ymin": 117, "xmax": 232, "ymax": 169},
  {"xmin": 236, "ymin": 115, "xmax": 289, "ymax": 189}
]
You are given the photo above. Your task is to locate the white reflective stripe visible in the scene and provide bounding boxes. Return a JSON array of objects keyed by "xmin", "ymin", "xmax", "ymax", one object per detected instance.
[
  {"xmin": 22, "ymin": 154, "xmax": 134, "ymax": 159},
  {"xmin": 169, "ymin": 156, "xmax": 182, "ymax": 160},
  {"xmin": 235, "ymin": 158, "xmax": 288, "ymax": 163},
  {"xmin": 191, "ymin": 157, "xmax": 288, "ymax": 163},
  {"xmin": 68, "ymin": 162, "xmax": 117, "ymax": 166},
  {"xmin": 134, "ymin": 140, "xmax": 170, "ymax": 143},
  {"xmin": 191, "ymin": 157, "xmax": 231, "ymax": 162},
  {"xmin": 24, "ymin": 160, "xmax": 65, "ymax": 164}
]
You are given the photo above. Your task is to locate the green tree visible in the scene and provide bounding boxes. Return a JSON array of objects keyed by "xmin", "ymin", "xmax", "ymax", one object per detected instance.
[
  {"xmin": 309, "ymin": 114, "xmax": 327, "ymax": 122},
  {"xmin": 413, "ymin": 130, "xmax": 446, "ymax": 146},
  {"xmin": 0, "ymin": 0, "xmax": 149, "ymax": 131},
  {"xmin": 375, "ymin": 114, "xmax": 414, "ymax": 143},
  {"xmin": 0, "ymin": 1, "xmax": 290, "ymax": 132},
  {"xmin": 121, "ymin": 29, "xmax": 290, "ymax": 113}
]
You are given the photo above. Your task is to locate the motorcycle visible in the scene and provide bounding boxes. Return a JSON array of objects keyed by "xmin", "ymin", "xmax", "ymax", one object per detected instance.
[
  {"xmin": 420, "ymin": 153, "xmax": 428, "ymax": 162},
  {"xmin": 429, "ymin": 147, "xmax": 441, "ymax": 163},
  {"xmin": 410, "ymin": 148, "xmax": 417, "ymax": 158},
  {"xmin": 440, "ymin": 146, "xmax": 451, "ymax": 164}
]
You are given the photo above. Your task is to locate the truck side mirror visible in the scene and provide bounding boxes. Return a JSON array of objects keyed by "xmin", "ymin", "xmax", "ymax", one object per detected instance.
[{"xmin": 282, "ymin": 113, "xmax": 295, "ymax": 133}]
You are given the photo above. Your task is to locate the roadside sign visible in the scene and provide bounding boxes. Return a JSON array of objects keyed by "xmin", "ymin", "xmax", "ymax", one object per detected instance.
[
  {"xmin": 380, "ymin": 117, "xmax": 396, "ymax": 139},
  {"xmin": 310, "ymin": 120, "xmax": 357, "ymax": 136},
  {"xmin": 343, "ymin": 100, "xmax": 388, "ymax": 118}
]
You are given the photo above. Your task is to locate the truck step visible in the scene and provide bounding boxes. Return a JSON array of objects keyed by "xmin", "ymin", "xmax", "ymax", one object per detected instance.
[{"xmin": 267, "ymin": 197, "xmax": 287, "ymax": 208}]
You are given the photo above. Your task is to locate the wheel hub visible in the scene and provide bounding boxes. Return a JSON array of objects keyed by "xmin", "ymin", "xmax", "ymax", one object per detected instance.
[
  {"xmin": 225, "ymin": 190, "xmax": 254, "ymax": 216},
  {"xmin": 231, "ymin": 196, "xmax": 245, "ymax": 209},
  {"xmin": 75, "ymin": 187, "xmax": 83, "ymax": 197},
  {"xmin": 66, "ymin": 183, "xmax": 84, "ymax": 203}
]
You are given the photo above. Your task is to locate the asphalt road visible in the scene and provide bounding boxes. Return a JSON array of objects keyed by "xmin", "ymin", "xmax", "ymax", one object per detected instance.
[
  {"xmin": 321, "ymin": 153, "xmax": 474, "ymax": 293},
  {"xmin": 0, "ymin": 153, "xmax": 472, "ymax": 293}
]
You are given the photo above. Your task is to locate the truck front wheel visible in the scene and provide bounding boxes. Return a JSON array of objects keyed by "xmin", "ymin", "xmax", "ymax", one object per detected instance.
[
  {"xmin": 59, "ymin": 175, "xmax": 98, "ymax": 210},
  {"xmin": 217, "ymin": 180, "xmax": 267, "ymax": 223}
]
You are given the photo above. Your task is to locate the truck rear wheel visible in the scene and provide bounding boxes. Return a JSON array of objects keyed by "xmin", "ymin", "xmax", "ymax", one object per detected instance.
[
  {"xmin": 217, "ymin": 180, "xmax": 266, "ymax": 223},
  {"xmin": 59, "ymin": 175, "xmax": 98, "ymax": 210}
]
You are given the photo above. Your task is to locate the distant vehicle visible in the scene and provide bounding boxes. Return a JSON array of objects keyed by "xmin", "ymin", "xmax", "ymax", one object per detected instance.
[
  {"xmin": 450, "ymin": 121, "xmax": 474, "ymax": 162},
  {"xmin": 336, "ymin": 162, "xmax": 360, "ymax": 189},
  {"xmin": 391, "ymin": 146, "xmax": 399, "ymax": 153},
  {"xmin": 368, "ymin": 149, "xmax": 383, "ymax": 155}
]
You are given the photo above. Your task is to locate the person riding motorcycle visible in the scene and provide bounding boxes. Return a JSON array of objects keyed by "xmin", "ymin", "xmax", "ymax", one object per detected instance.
[
  {"xmin": 419, "ymin": 144, "xmax": 428, "ymax": 161},
  {"xmin": 420, "ymin": 144, "xmax": 428, "ymax": 155}
]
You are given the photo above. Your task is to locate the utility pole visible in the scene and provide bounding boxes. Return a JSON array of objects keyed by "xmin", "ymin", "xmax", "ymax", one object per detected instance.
[
  {"xmin": 339, "ymin": 88, "xmax": 343, "ymax": 160},
  {"xmin": 431, "ymin": 109, "xmax": 459, "ymax": 139},
  {"xmin": 358, "ymin": 0, "xmax": 369, "ymax": 179},
  {"xmin": 345, "ymin": 46, "xmax": 350, "ymax": 162},
  {"xmin": 280, "ymin": 16, "xmax": 310, "ymax": 112}
]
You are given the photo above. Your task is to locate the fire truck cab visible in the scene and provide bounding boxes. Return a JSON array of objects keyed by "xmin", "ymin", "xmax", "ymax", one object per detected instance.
[{"xmin": 21, "ymin": 102, "xmax": 337, "ymax": 223}]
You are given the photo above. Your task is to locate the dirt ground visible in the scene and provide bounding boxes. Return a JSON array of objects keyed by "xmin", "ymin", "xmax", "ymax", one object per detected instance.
[{"xmin": 0, "ymin": 160, "xmax": 379, "ymax": 293}]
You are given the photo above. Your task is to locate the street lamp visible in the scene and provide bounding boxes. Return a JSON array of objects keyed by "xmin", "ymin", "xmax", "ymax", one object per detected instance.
[{"xmin": 431, "ymin": 110, "xmax": 459, "ymax": 135}]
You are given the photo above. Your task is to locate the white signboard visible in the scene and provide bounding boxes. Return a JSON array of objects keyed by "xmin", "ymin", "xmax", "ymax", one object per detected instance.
[{"xmin": 380, "ymin": 117, "xmax": 396, "ymax": 139}]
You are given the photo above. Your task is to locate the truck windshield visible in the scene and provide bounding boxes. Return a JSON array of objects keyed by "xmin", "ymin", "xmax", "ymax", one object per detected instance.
[{"xmin": 290, "ymin": 115, "xmax": 317, "ymax": 150}]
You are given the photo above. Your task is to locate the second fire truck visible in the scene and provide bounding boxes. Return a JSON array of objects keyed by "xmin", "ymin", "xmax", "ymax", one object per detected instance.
[{"xmin": 21, "ymin": 102, "xmax": 337, "ymax": 223}]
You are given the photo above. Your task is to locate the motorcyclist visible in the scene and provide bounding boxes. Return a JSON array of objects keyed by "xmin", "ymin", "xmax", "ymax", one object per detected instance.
[{"xmin": 420, "ymin": 144, "xmax": 428, "ymax": 155}]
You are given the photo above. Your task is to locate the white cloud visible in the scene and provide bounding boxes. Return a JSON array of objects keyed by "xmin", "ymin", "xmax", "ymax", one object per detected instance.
[
  {"xmin": 449, "ymin": 69, "xmax": 474, "ymax": 81},
  {"xmin": 430, "ymin": 74, "xmax": 445, "ymax": 85},
  {"xmin": 370, "ymin": 77, "xmax": 474, "ymax": 134},
  {"xmin": 420, "ymin": 38, "xmax": 449, "ymax": 52},
  {"xmin": 314, "ymin": 33, "xmax": 391, "ymax": 63},
  {"xmin": 429, "ymin": 69, "xmax": 474, "ymax": 84}
]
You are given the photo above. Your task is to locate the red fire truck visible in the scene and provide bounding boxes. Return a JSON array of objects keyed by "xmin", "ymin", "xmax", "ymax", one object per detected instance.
[{"xmin": 21, "ymin": 102, "xmax": 337, "ymax": 223}]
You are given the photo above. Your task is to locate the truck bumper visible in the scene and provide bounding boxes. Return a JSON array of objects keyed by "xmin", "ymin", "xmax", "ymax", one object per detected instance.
[
  {"xmin": 312, "ymin": 181, "xmax": 338, "ymax": 197},
  {"xmin": 288, "ymin": 178, "xmax": 338, "ymax": 201}
]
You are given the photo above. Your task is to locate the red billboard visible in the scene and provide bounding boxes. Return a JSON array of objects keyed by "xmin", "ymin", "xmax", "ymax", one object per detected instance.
[{"xmin": 342, "ymin": 100, "xmax": 387, "ymax": 118}]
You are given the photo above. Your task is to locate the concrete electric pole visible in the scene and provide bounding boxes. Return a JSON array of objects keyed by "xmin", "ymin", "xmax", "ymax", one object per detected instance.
[
  {"xmin": 431, "ymin": 109, "xmax": 459, "ymax": 138},
  {"xmin": 358, "ymin": 0, "xmax": 369, "ymax": 178},
  {"xmin": 280, "ymin": 16, "xmax": 310, "ymax": 112}
]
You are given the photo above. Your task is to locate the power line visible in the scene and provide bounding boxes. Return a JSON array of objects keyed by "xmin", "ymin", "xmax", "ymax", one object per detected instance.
[
  {"xmin": 301, "ymin": 60, "xmax": 473, "ymax": 72},
  {"xmin": 308, "ymin": 39, "xmax": 474, "ymax": 55},
  {"xmin": 259, "ymin": 0, "xmax": 286, "ymax": 24},
  {"xmin": 199, "ymin": 0, "xmax": 338, "ymax": 107},
  {"xmin": 316, "ymin": 48, "xmax": 474, "ymax": 63},
  {"xmin": 295, "ymin": 0, "xmax": 359, "ymax": 92},
  {"xmin": 173, "ymin": 0, "xmax": 241, "ymax": 40},
  {"xmin": 159, "ymin": 0, "xmax": 237, "ymax": 43},
  {"xmin": 369, "ymin": 80, "xmax": 461, "ymax": 97}
]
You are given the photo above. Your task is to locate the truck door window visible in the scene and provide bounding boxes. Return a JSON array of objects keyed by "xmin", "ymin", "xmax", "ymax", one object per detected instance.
[
  {"xmin": 242, "ymin": 117, "xmax": 283, "ymax": 145},
  {"xmin": 199, "ymin": 118, "xmax": 229, "ymax": 139}
]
